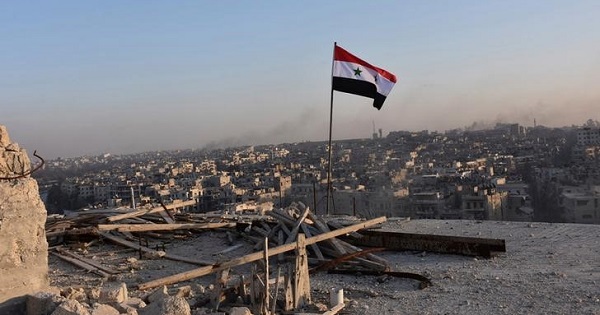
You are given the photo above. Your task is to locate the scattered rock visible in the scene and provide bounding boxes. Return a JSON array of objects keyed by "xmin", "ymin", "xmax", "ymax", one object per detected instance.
[
  {"xmin": 314, "ymin": 302, "xmax": 328, "ymax": 311},
  {"xmin": 86, "ymin": 288, "xmax": 101, "ymax": 301},
  {"xmin": 90, "ymin": 303, "xmax": 120, "ymax": 315},
  {"xmin": 64, "ymin": 287, "xmax": 88, "ymax": 304},
  {"xmin": 99, "ymin": 283, "xmax": 128, "ymax": 304},
  {"xmin": 176, "ymin": 285, "xmax": 193, "ymax": 298},
  {"xmin": 138, "ymin": 296, "xmax": 191, "ymax": 315},
  {"xmin": 145, "ymin": 285, "xmax": 169, "ymax": 304},
  {"xmin": 114, "ymin": 298, "xmax": 146, "ymax": 314},
  {"xmin": 50, "ymin": 299, "xmax": 90, "ymax": 315}
]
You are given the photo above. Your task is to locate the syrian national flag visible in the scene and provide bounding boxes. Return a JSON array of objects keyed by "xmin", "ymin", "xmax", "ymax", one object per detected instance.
[{"xmin": 332, "ymin": 45, "xmax": 397, "ymax": 110}]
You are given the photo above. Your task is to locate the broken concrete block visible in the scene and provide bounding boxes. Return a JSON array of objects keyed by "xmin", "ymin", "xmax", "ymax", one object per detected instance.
[
  {"xmin": 124, "ymin": 297, "xmax": 147, "ymax": 309},
  {"xmin": 86, "ymin": 288, "xmax": 101, "ymax": 302},
  {"xmin": 229, "ymin": 306, "xmax": 252, "ymax": 315},
  {"xmin": 124, "ymin": 308, "xmax": 139, "ymax": 315},
  {"xmin": 138, "ymin": 296, "xmax": 190, "ymax": 315},
  {"xmin": 143, "ymin": 250, "xmax": 166, "ymax": 259},
  {"xmin": 64, "ymin": 287, "xmax": 88, "ymax": 304},
  {"xmin": 145, "ymin": 285, "xmax": 169, "ymax": 304},
  {"xmin": 50, "ymin": 299, "xmax": 90, "ymax": 315},
  {"xmin": 26, "ymin": 291, "xmax": 66, "ymax": 315},
  {"xmin": 114, "ymin": 297, "xmax": 146, "ymax": 314},
  {"xmin": 175, "ymin": 285, "xmax": 193, "ymax": 298},
  {"xmin": 98, "ymin": 283, "xmax": 128, "ymax": 304},
  {"xmin": 90, "ymin": 303, "xmax": 120, "ymax": 315}
]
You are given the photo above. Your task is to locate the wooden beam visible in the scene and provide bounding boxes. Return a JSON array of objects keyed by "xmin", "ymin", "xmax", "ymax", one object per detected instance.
[
  {"xmin": 263, "ymin": 237, "xmax": 270, "ymax": 314},
  {"xmin": 307, "ymin": 213, "xmax": 347, "ymax": 255},
  {"xmin": 157, "ymin": 210, "xmax": 175, "ymax": 224},
  {"xmin": 323, "ymin": 303, "xmax": 345, "ymax": 315},
  {"xmin": 97, "ymin": 222, "xmax": 235, "ymax": 232},
  {"xmin": 55, "ymin": 247, "xmax": 119, "ymax": 274},
  {"xmin": 99, "ymin": 232, "xmax": 213, "ymax": 266},
  {"xmin": 284, "ymin": 207, "xmax": 310, "ymax": 244},
  {"xmin": 50, "ymin": 251, "xmax": 109, "ymax": 278},
  {"xmin": 137, "ymin": 216, "xmax": 386, "ymax": 290},
  {"xmin": 300, "ymin": 223, "xmax": 325, "ymax": 261},
  {"xmin": 106, "ymin": 200, "xmax": 197, "ymax": 222},
  {"xmin": 294, "ymin": 234, "xmax": 311, "ymax": 308}
]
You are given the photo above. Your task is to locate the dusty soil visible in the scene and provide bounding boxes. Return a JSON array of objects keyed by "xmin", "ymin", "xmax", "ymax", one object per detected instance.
[{"xmin": 49, "ymin": 220, "xmax": 600, "ymax": 314}]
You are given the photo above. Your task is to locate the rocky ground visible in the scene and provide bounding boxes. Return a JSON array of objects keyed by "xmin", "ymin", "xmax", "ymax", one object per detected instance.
[{"xmin": 49, "ymin": 219, "xmax": 600, "ymax": 314}]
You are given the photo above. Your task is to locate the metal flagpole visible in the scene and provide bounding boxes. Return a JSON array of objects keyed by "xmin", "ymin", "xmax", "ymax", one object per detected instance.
[{"xmin": 326, "ymin": 42, "xmax": 336, "ymax": 215}]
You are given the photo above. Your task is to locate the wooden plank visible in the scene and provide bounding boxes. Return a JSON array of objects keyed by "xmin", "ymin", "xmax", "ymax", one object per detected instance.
[
  {"xmin": 284, "ymin": 207, "xmax": 310, "ymax": 244},
  {"xmin": 97, "ymin": 222, "xmax": 235, "ymax": 232},
  {"xmin": 50, "ymin": 251, "xmax": 109, "ymax": 278},
  {"xmin": 157, "ymin": 209, "xmax": 175, "ymax": 224},
  {"xmin": 137, "ymin": 216, "xmax": 386, "ymax": 290},
  {"xmin": 327, "ymin": 220, "xmax": 363, "ymax": 238},
  {"xmin": 351, "ymin": 230, "xmax": 506, "ymax": 258},
  {"xmin": 46, "ymin": 227, "xmax": 98, "ymax": 238},
  {"xmin": 338, "ymin": 240, "xmax": 390, "ymax": 267},
  {"xmin": 271, "ymin": 266, "xmax": 281, "ymax": 315},
  {"xmin": 99, "ymin": 232, "xmax": 213, "ymax": 266},
  {"xmin": 106, "ymin": 200, "xmax": 197, "ymax": 222},
  {"xmin": 307, "ymin": 214, "xmax": 347, "ymax": 255},
  {"xmin": 284, "ymin": 265, "xmax": 294, "ymax": 311},
  {"xmin": 300, "ymin": 223, "xmax": 325, "ymax": 261},
  {"xmin": 55, "ymin": 247, "xmax": 119, "ymax": 274},
  {"xmin": 263, "ymin": 238, "xmax": 270, "ymax": 314},
  {"xmin": 267, "ymin": 210, "xmax": 296, "ymax": 227},
  {"xmin": 294, "ymin": 234, "xmax": 311, "ymax": 308},
  {"xmin": 277, "ymin": 230, "xmax": 285, "ymax": 262},
  {"xmin": 323, "ymin": 303, "xmax": 345, "ymax": 315}
]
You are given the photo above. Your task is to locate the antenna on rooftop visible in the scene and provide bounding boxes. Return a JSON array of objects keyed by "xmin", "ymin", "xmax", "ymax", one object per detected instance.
[{"xmin": 372, "ymin": 120, "xmax": 378, "ymax": 139}]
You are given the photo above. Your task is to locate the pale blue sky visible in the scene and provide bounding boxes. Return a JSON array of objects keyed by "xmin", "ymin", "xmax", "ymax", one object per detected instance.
[{"xmin": 2, "ymin": 1, "xmax": 599, "ymax": 158}]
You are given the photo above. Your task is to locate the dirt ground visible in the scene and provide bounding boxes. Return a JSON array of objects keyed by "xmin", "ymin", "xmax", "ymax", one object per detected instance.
[{"xmin": 49, "ymin": 219, "xmax": 600, "ymax": 314}]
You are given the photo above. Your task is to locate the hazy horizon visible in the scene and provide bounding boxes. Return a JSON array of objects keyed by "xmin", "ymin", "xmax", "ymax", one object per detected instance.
[{"xmin": 3, "ymin": 1, "xmax": 599, "ymax": 159}]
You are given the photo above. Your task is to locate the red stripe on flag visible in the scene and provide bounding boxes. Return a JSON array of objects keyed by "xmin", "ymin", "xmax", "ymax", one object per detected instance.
[{"xmin": 334, "ymin": 45, "xmax": 397, "ymax": 83}]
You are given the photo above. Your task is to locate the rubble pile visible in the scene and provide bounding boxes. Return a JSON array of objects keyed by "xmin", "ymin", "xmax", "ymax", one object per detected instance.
[
  {"xmin": 45, "ymin": 201, "xmax": 391, "ymax": 314},
  {"xmin": 24, "ymin": 282, "xmax": 193, "ymax": 315}
]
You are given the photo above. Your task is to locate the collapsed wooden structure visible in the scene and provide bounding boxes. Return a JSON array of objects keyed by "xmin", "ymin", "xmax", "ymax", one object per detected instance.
[
  {"xmin": 46, "ymin": 201, "xmax": 506, "ymax": 314},
  {"xmin": 47, "ymin": 202, "xmax": 390, "ymax": 314}
]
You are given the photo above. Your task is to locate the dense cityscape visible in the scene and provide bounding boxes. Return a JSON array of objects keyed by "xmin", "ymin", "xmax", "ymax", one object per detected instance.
[{"xmin": 35, "ymin": 120, "xmax": 600, "ymax": 225}]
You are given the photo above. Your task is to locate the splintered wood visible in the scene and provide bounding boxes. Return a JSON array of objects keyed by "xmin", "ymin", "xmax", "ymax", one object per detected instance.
[{"xmin": 47, "ymin": 202, "xmax": 383, "ymax": 314}]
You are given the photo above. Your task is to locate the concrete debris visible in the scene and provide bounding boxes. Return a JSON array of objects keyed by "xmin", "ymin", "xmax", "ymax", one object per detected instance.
[
  {"xmin": 145, "ymin": 286, "xmax": 169, "ymax": 304},
  {"xmin": 63, "ymin": 287, "xmax": 88, "ymax": 304},
  {"xmin": 98, "ymin": 283, "xmax": 128, "ymax": 304},
  {"xmin": 50, "ymin": 299, "xmax": 90, "ymax": 315},
  {"xmin": 138, "ymin": 296, "xmax": 191, "ymax": 315},
  {"xmin": 90, "ymin": 303, "xmax": 120, "ymax": 315},
  {"xmin": 175, "ymin": 285, "xmax": 193, "ymax": 298}
]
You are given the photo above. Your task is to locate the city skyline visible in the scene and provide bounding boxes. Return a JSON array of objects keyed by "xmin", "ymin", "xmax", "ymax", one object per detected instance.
[{"xmin": 3, "ymin": 1, "xmax": 600, "ymax": 158}]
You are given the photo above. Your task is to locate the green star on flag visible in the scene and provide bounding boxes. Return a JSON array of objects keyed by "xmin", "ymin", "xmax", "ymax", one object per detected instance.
[{"xmin": 332, "ymin": 44, "xmax": 397, "ymax": 110}]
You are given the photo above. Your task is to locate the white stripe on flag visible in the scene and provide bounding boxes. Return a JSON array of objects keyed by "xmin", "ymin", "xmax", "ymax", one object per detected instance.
[{"xmin": 333, "ymin": 60, "xmax": 395, "ymax": 96}]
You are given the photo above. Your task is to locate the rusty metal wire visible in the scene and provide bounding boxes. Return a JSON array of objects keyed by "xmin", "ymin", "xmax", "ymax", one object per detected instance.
[{"xmin": 0, "ymin": 150, "xmax": 45, "ymax": 180}]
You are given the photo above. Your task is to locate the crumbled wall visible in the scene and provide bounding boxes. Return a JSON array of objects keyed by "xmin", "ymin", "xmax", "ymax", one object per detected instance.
[{"xmin": 0, "ymin": 125, "xmax": 48, "ymax": 305}]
